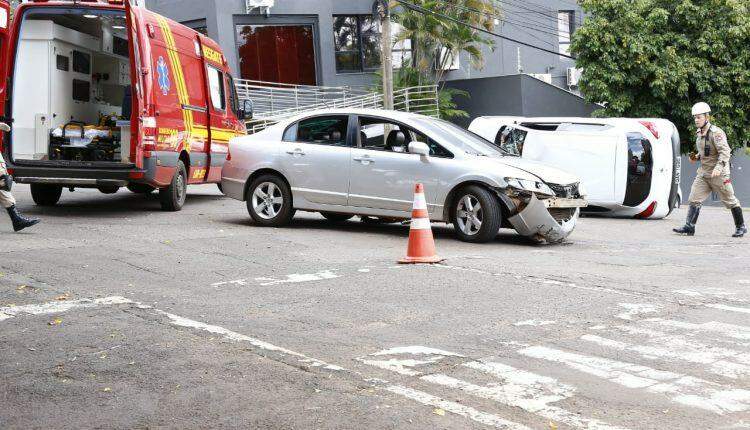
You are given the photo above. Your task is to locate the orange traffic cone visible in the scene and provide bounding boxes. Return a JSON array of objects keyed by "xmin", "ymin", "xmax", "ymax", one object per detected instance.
[{"xmin": 399, "ymin": 183, "xmax": 443, "ymax": 264}]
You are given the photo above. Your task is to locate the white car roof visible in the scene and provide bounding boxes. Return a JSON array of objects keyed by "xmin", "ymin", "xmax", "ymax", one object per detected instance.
[{"xmin": 279, "ymin": 108, "xmax": 432, "ymax": 125}]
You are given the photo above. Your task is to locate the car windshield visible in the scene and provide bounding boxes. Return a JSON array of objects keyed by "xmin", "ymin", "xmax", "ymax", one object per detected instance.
[{"xmin": 412, "ymin": 117, "xmax": 508, "ymax": 157}]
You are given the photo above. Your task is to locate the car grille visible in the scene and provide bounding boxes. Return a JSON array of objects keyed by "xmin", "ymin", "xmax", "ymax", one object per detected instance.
[{"xmin": 549, "ymin": 183, "xmax": 580, "ymax": 199}]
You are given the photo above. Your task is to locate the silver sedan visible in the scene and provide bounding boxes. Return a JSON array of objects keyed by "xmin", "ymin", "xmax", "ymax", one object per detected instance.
[{"xmin": 221, "ymin": 109, "xmax": 587, "ymax": 243}]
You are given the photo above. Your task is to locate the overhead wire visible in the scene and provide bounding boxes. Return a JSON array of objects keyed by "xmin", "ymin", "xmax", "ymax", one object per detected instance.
[{"xmin": 393, "ymin": 0, "xmax": 576, "ymax": 59}]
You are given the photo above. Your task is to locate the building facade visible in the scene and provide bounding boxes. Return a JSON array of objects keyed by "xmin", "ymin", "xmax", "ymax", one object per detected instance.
[{"xmin": 146, "ymin": 0, "xmax": 585, "ymax": 91}]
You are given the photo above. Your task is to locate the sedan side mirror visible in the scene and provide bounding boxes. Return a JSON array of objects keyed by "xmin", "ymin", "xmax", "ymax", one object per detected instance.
[
  {"xmin": 239, "ymin": 99, "xmax": 254, "ymax": 121},
  {"xmin": 0, "ymin": 122, "xmax": 10, "ymax": 132}
]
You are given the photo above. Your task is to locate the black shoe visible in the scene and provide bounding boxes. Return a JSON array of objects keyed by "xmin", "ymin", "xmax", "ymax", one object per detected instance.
[
  {"xmin": 732, "ymin": 207, "xmax": 747, "ymax": 238},
  {"xmin": 6, "ymin": 205, "xmax": 39, "ymax": 232},
  {"xmin": 673, "ymin": 205, "xmax": 700, "ymax": 236}
]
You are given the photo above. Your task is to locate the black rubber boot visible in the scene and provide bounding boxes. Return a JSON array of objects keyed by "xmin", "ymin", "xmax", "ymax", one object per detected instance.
[
  {"xmin": 732, "ymin": 207, "xmax": 747, "ymax": 238},
  {"xmin": 673, "ymin": 205, "xmax": 700, "ymax": 236},
  {"xmin": 6, "ymin": 205, "xmax": 39, "ymax": 232}
]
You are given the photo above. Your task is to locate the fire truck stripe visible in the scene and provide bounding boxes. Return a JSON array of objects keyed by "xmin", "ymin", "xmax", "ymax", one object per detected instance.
[{"xmin": 156, "ymin": 16, "xmax": 194, "ymax": 152}]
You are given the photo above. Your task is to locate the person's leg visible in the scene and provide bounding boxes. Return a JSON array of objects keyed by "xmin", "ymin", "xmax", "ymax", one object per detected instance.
[
  {"xmin": 713, "ymin": 176, "xmax": 746, "ymax": 237},
  {"xmin": 674, "ymin": 176, "xmax": 708, "ymax": 235},
  {"xmin": 0, "ymin": 155, "xmax": 39, "ymax": 232}
]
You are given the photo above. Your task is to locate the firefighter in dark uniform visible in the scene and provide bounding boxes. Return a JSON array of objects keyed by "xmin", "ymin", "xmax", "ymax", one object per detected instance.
[
  {"xmin": 674, "ymin": 102, "xmax": 746, "ymax": 237},
  {"xmin": 0, "ymin": 123, "xmax": 39, "ymax": 232}
]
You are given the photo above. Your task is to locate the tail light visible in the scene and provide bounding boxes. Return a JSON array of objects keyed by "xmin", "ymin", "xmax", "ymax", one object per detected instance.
[
  {"xmin": 141, "ymin": 116, "xmax": 157, "ymax": 155},
  {"xmin": 639, "ymin": 121, "xmax": 660, "ymax": 139},
  {"xmin": 635, "ymin": 201, "xmax": 657, "ymax": 219},
  {"xmin": 226, "ymin": 148, "xmax": 231, "ymax": 161}
]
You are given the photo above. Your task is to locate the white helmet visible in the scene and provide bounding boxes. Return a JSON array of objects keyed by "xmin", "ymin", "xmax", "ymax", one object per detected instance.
[{"xmin": 692, "ymin": 102, "xmax": 711, "ymax": 116}]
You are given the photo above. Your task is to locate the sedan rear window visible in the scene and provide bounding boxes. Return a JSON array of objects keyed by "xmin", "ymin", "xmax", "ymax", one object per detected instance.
[{"xmin": 285, "ymin": 116, "xmax": 349, "ymax": 147}]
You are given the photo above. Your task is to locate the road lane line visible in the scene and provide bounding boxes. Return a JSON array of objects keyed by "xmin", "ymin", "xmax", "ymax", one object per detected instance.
[
  {"xmin": 582, "ymin": 334, "xmax": 750, "ymax": 379},
  {"xmin": 360, "ymin": 346, "xmax": 629, "ymax": 429},
  {"xmin": 513, "ymin": 320, "xmax": 556, "ymax": 327},
  {"xmin": 1, "ymin": 297, "xmax": 531, "ymax": 429},
  {"xmin": 386, "ymin": 385, "xmax": 533, "ymax": 430},
  {"xmin": 616, "ymin": 303, "xmax": 661, "ymax": 321},
  {"xmin": 0, "ymin": 296, "xmax": 133, "ymax": 321},
  {"xmin": 707, "ymin": 304, "xmax": 750, "ymax": 315},
  {"xmin": 519, "ymin": 345, "xmax": 750, "ymax": 414},
  {"xmin": 649, "ymin": 319, "xmax": 750, "ymax": 341}
]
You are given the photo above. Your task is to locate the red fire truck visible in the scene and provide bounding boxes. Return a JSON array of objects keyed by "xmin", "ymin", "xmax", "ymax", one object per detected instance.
[{"xmin": 0, "ymin": 0, "xmax": 250, "ymax": 211}]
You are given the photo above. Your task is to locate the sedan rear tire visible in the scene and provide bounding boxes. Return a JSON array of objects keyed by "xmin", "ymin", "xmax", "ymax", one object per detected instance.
[
  {"xmin": 247, "ymin": 175, "xmax": 294, "ymax": 227},
  {"xmin": 452, "ymin": 185, "xmax": 502, "ymax": 243}
]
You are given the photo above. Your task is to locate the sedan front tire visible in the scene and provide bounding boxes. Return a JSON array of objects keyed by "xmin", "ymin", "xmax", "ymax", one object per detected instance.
[{"xmin": 452, "ymin": 185, "xmax": 502, "ymax": 243}]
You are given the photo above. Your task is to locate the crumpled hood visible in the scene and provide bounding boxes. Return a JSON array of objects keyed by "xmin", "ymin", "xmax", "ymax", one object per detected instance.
[{"xmin": 486, "ymin": 155, "xmax": 580, "ymax": 185}]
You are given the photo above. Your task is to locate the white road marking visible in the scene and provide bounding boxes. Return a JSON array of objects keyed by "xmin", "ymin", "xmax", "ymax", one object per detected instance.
[
  {"xmin": 673, "ymin": 289, "xmax": 704, "ymax": 297},
  {"xmin": 650, "ymin": 319, "xmax": 750, "ymax": 341},
  {"xmin": 616, "ymin": 303, "xmax": 661, "ymax": 321},
  {"xmin": 360, "ymin": 346, "xmax": 628, "ymax": 429},
  {"xmin": 707, "ymin": 304, "xmax": 750, "ymax": 315},
  {"xmin": 255, "ymin": 270, "xmax": 339, "ymax": 286},
  {"xmin": 424, "ymin": 368, "xmax": 628, "ymax": 430},
  {"xmin": 371, "ymin": 346, "xmax": 464, "ymax": 357},
  {"xmin": 157, "ymin": 311, "xmax": 345, "ymax": 371},
  {"xmin": 0, "ymin": 296, "xmax": 133, "ymax": 321},
  {"xmin": 386, "ymin": 385, "xmax": 532, "ymax": 430},
  {"xmin": 361, "ymin": 346, "xmax": 464, "ymax": 376},
  {"xmin": 520, "ymin": 345, "xmax": 750, "ymax": 414},
  {"xmin": 582, "ymin": 334, "xmax": 750, "ymax": 379},
  {"xmin": 4, "ymin": 297, "xmax": 533, "ymax": 430},
  {"xmin": 513, "ymin": 320, "xmax": 556, "ymax": 327}
]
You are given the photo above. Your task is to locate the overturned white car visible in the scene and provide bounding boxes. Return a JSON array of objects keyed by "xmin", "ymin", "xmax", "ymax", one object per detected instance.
[
  {"xmin": 469, "ymin": 117, "xmax": 682, "ymax": 219},
  {"xmin": 222, "ymin": 109, "xmax": 587, "ymax": 243}
]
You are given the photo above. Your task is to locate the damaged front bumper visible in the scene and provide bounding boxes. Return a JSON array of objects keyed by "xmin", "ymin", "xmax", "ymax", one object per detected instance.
[{"xmin": 506, "ymin": 194, "xmax": 584, "ymax": 243}]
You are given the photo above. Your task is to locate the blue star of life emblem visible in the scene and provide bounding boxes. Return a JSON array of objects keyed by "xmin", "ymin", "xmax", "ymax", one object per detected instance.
[{"xmin": 157, "ymin": 56, "xmax": 171, "ymax": 96}]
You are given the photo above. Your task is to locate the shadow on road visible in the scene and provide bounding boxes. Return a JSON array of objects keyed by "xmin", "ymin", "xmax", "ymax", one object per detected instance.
[
  {"xmin": 223, "ymin": 215, "xmax": 537, "ymax": 246},
  {"xmin": 20, "ymin": 191, "xmax": 225, "ymax": 218}
]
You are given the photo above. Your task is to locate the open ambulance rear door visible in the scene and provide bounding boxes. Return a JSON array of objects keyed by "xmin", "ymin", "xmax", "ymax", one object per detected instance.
[
  {"xmin": 0, "ymin": 0, "xmax": 12, "ymax": 152},
  {"xmin": 125, "ymin": 0, "xmax": 153, "ymax": 171}
]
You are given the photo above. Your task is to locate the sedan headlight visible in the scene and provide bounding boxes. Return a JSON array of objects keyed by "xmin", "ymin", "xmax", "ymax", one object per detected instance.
[{"xmin": 505, "ymin": 177, "xmax": 555, "ymax": 196}]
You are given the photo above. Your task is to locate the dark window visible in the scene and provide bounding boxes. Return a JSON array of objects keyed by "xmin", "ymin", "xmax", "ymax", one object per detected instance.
[
  {"xmin": 56, "ymin": 55, "xmax": 69, "ymax": 71},
  {"xmin": 494, "ymin": 126, "xmax": 527, "ymax": 156},
  {"xmin": 623, "ymin": 133, "xmax": 653, "ymax": 207},
  {"xmin": 358, "ymin": 116, "xmax": 452, "ymax": 158},
  {"xmin": 227, "ymin": 74, "xmax": 239, "ymax": 117},
  {"xmin": 72, "ymin": 50, "xmax": 91, "ymax": 74},
  {"xmin": 292, "ymin": 116, "xmax": 349, "ymax": 147},
  {"xmin": 113, "ymin": 35, "xmax": 129, "ymax": 57},
  {"xmin": 333, "ymin": 15, "xmax": 381, "ymax": 73},
  {"xmin": 72, "ymin": 79, "xmax": 90, "ymax": 102},
  {"xmin": 236, "ymin": 24, "xmax": 316, "ymax": 85}
]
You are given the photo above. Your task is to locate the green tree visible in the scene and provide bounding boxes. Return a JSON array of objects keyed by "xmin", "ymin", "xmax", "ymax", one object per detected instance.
[
  {"xmin": 572, "ymin": 0, "xmax": 750, "ymax": 153},
  {"xmin": 392, "ymin": 0, "xmax": 500, "ymax": 85},
  {"xmin": 380, "ymin": 0, "xmax": 500, "ymax": 119}
]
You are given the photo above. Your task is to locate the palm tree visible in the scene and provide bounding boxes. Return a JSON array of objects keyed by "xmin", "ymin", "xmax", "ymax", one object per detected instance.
[{"xmin": 391, "ymin": 0, "xmax": 501, "ymax": 85}]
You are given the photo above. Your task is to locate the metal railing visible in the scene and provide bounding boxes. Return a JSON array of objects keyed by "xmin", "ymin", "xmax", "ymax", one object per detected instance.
[
  {"xmin": 394, "ymin": 85, "xmax": 440, "ymax": 118},
  {"xmin": 236, "ymin": 79, "xmax": 439, "ymax": 133}
]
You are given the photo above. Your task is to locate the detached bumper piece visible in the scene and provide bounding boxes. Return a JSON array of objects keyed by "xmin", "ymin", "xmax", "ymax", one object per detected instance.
[{"xmin": 508, "ymin": 194, "xmax": 580, "ymax": 244}]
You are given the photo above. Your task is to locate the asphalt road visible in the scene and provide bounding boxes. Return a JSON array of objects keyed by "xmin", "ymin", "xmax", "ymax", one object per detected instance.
[{"xmin": 1, "ymin": 184, "xmax": 749, "ymax": 430}]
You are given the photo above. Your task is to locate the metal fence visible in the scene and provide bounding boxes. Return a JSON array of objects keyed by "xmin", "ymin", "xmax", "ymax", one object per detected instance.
[{"xmin": 236, "ymin": 79, "xmax": 440, "ymax": 134}]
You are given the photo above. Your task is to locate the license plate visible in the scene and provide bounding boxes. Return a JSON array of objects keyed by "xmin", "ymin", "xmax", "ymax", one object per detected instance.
[{"xmin": 544, "ymin": 198, "xmax": 588, "ymax": 208}]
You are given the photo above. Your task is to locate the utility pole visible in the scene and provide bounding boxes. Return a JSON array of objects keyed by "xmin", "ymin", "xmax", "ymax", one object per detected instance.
[{"xmin": 374, "ymin": 0, "xmax": 393, "ymax": 110}]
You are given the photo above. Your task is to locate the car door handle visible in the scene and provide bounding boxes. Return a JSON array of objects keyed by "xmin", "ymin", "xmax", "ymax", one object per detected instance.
[
  {"xmin": 286, "ymin": 149, "xmax": 305, "ymax": 156},
  {"xmin": 354, "ymin": 156, "xmax": 374, "ymax": 164}
]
